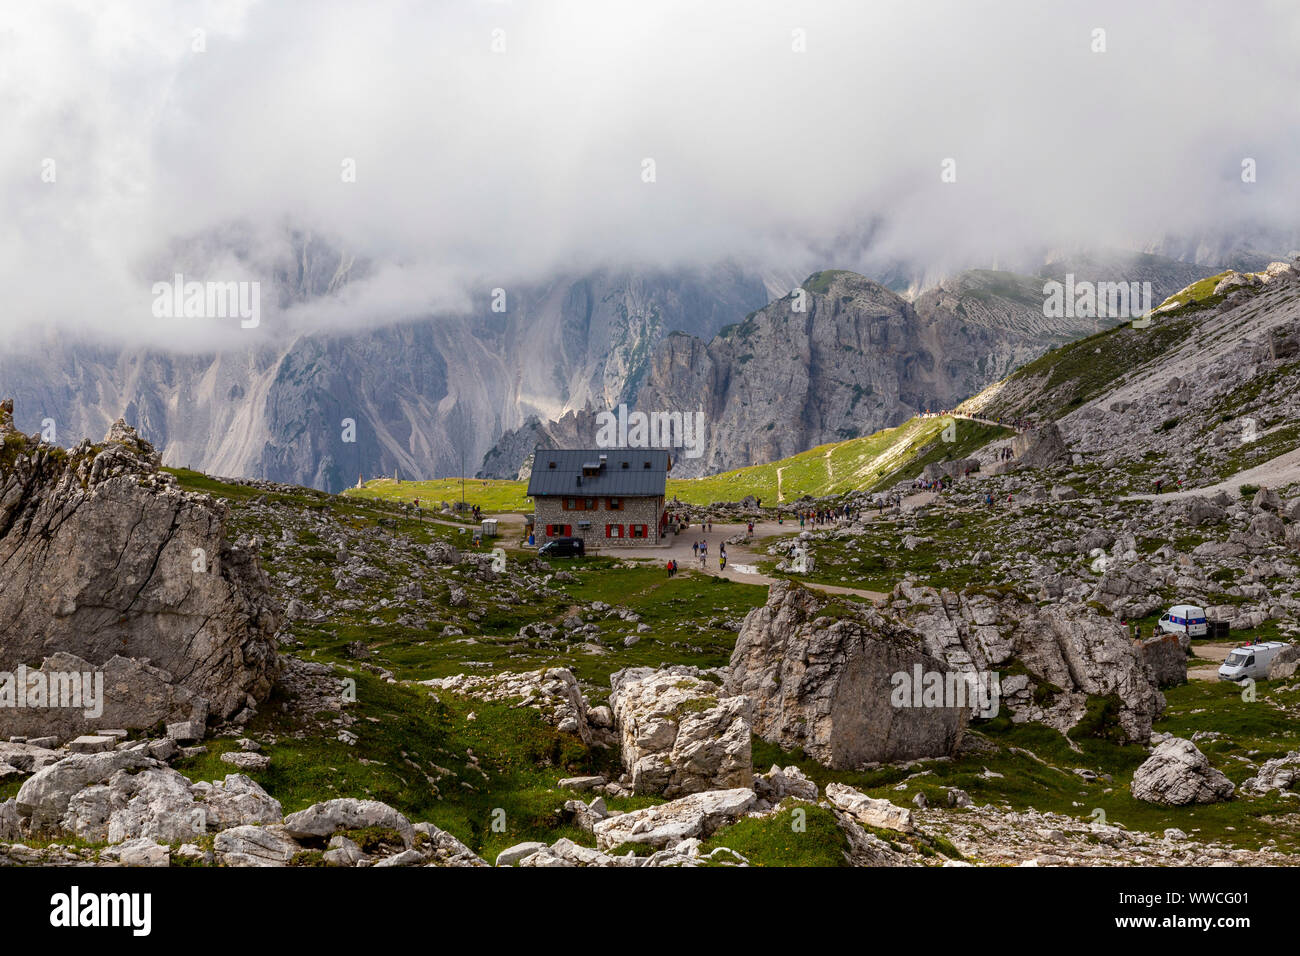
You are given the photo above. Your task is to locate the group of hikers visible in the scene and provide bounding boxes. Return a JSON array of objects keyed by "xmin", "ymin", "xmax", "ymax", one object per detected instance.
[
  {"xmin": 796, "ymin": 505, "xmax": 856, "ymax": 527},
  {"xmin": 911, "ymin": 475, "xmax": 953, "ymax": 493},
  {"xmin": 996, "ymin": 446, "xmax": 1014, "ymax": 461},
  {"xmin": 689, "ymin": 538, "xmax": 727, "ymax": 570}
]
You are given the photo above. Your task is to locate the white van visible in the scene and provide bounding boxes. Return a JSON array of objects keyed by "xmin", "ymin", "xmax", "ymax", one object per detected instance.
[
  {"xmin": 1157, "ymin": 604, "xmax": 1208, "ymax": 639},
  {"xmin": 1218, "ymin": 642, "xmax": 1286, "ymax": 682}
]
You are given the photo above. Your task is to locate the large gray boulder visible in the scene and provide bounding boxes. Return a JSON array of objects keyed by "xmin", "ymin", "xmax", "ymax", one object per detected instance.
[
  {"xmin": 213, "ymin": 825, "xmax": 301, "ymax": 867},
  {"xmin": 1011, "ymin": 422, "xmax": 1070, "ymax": 469},
  {"xmin": 825, "ymin": 782, "xmax": 915, "ymax": 832},
  {"xmin": 1240, "ymin": 752, "xmax": 1300, "ymax": 796},
  {"xmin": 725, "ymin": 582, "xmax": 968, "ymax": 769},
  {"xmin": 191, "ymin": 774, "xmax": 284, "ymax": 831},
  {"xmin": 61, "ymin": 765, "xmax": 283, "ymax": 844},
  {"xmin": 1141, "ymin": 634, "xmax": 1188, "ymax": 688},
  {"xmin": 63, "ymin": 767, "xmax": 202, "ymax": 844},
  {"xmin": 0, "ymin": 798, "xmax": 22, "ymax": 841},
  {"xmin": 282, "ymin": 798, "xmax": 415, "ymax": 847},
  {"xmin": 0, "ymin": 402, "xmax": 281, "ymax": 739},
  {"xmin": 592, "ymin": 788, "xmax": 755, "ymax": 850},
  {"xmin": 15, "ymin": 749, "xmax": 154, "ymax": 829},
  {"xmin": 609, "ymin": 666, "xmax": 752, "ymax": 797},
  {"xmin": 896, "ymin": 582, "xmax": 1163, "ymax": 743},
  {"xmin": 0, "ymin": 653, "xmax": 209, "ymax": 742},
  {"xmin": 1268, "ymin": 644, "xmax": 1299, "ymax": 681},
  {"xmin": 1131, "ymin": 738, "xmax": 1234, "ymax": 806}
]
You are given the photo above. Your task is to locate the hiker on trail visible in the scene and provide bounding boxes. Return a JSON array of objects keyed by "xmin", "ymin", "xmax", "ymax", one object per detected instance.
[
  {"xmin": 747, "ymin": 520, "xmax": 754, "ymax": 535},
  {"xmin": 693, "ymin": 540, "xmax": 699, "ymax": 559},
  {"xmin": 799, "ymin": 514, "xmax": 805, "ymax": 528},
  {"xmin": 1154, "ymin": 479, "xmax": 1163, "ymax": 494},
  {"xmin": 719, "ymin": 552, "xmax": 726, "ymax": 570},
  {"xmin": 666, "ymin": 559, "xmax": 673, "ymax": 577}
]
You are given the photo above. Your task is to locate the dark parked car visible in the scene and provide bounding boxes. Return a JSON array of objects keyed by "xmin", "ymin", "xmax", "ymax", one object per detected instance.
[{"xmin": 539, "ymin": 537, "xmax": 585, "ymax": 558}]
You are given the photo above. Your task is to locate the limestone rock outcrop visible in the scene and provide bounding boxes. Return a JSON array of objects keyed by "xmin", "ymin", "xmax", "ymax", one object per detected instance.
[
  {"xmin": 1140, "ymin": 634, "xmax": 1188, "ymax": 688},
  {"xmin": 1131, "ymin": 738, "xmax": 1234, "ymax": 806},
  {"xmin": 894, "ymin": 582, "xmax": 1162, "ymax": 742},
  {"xmin": 1010, "ymin": 422, "xmax": 1070, "ymax": 469},
  {"xmin": 725, "ymin": 581, "xmax": 969, "ymax": 769},
  {"xmin": 609, "ymin": 666, "xmax": 752, "ymax": 797},
  {"xmin": 592, "ymin": 788, "xmax": 756, "ymax": 850},
  {"xmin": 0, "ymin": 401, "xmax": 281, "ymax": 740}
]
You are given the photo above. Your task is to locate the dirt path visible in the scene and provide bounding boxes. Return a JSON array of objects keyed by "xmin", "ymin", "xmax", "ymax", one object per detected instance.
[
  {"xmin": 1187, "ymin": 641, "xmax": 1233, "ymax": 681},
  {"xmin": 1126, "ymin": 447, "xmax": 1300, "ymax": 502},
  {"xmin": 594, "ymin": 519, "xmax": 887, "ymax": 603}
]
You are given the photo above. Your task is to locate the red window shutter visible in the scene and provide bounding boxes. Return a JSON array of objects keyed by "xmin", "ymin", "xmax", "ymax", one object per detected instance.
[
  {"xmin": 605, "ymin": 525, "xmax": 611, "ymax": 538},
  {"xmin": 565, "ymin": 525, "xmax": 572, "ymax": 536}
]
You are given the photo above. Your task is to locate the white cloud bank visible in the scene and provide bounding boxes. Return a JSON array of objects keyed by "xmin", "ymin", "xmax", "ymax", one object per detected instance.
[{"xmin": 2, "ymin": 0, "xmax": 1298, "ymax": 349}]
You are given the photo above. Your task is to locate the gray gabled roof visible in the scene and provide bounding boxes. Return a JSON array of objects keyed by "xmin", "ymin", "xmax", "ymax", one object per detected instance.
[{"xmin": 526, "ymin": 447, "xmax": 670, "ymax": 498}]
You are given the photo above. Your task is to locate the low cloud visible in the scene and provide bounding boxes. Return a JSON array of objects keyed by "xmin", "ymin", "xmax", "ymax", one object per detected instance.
[{"xmin": 3, "ymin": 0, "xmax": 1298, "ymax": 350}]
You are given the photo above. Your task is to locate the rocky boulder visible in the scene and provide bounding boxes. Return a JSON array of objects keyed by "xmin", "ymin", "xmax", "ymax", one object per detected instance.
[
  {"xmin": 1011, "ymin": 422, "xmax": 1070, "ymax": 470},
  {"xmin": 0, "ymin": 402, "xmax": 280, "ymax": 739},
  {"xmin": 825, "ymin": 782, "xmax": 916, "ymax": 832},
  {"xmin": 0, "ymin": 653, "xmax": 210, "ymax": 743},
  {"xmin": 1140, "ymin": 634, "xmax": 1187, "ymax": 688},
  {"xmin": 1268, "ymin": 644, "xmax": 1299, "ymax": 680},
  {"xmin": 609, "ymin": 666, "xmax": 752, "ymax": 797},
  {"xmin": 753, "ymin": 765, "xmax": 818, "ymax": 806},
  {"xmin": 726, "ymin": 581, "xmax": 968, "ymax": 769},
  {"xmin": 1240, "ymin": 752, "xmax": 1300, "ymax": 796},
  {"xmin": 896, "ymin": 582, "xmax": 1163, "ymax": 743},
  {"xmin": 592, "ymin": 788, "xmax": 755, "ymax": 850},
  {"xmin": 1131, "ymin": 738, "xmax": 1234, "ymax": 806},
  {"xmin": 15, "ymin": 748, "xmax": 155, "ymax": 829},
  {"xmin": 282, "ymin": 798, "xmax": 415, "ymax": 847}
]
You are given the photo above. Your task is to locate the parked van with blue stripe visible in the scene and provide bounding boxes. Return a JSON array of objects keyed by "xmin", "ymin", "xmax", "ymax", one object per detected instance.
[{"xmin": 1157, "ymin": 604, "xmax": 1208, "ymax": 639}]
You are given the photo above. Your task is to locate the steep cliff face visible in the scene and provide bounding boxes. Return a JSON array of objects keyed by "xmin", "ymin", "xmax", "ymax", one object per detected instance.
[
  {"xmin": 0, "ymin": 400, "xmax": 281, "ymax": 739},
  {"xmin": 630, "ymin": 272, "xmax": 930, "ymax": 477},
  {"xmin": 480, "ymin": 268, "xmax": 1119, "ymax": 478},
  {"xmin": 0, "ymin": 263, "xmax": 769, "ymax": 492},
  {"xmin": 608, "ymin": 269, "xmax": 1121, "ymax": 477}
]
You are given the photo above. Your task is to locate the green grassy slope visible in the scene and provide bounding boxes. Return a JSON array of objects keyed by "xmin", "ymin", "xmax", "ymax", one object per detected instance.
[{"xmin": 344, "ymin": 416, "xmax": 1013, "ymax": 513}]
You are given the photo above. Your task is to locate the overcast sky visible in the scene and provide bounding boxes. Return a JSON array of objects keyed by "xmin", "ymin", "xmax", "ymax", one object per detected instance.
[{"xmin": 3, "ymin": 0, "xmax": 1299, "ymax": 349}]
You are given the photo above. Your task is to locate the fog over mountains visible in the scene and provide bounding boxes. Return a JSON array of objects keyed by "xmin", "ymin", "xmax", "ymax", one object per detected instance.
[
  {"xmin": 4, "ymin": 1, "xmax": 1300, "ymax": 488},
  {"xmin": 0, "ymin": 234, "xmax": 1276, "ymax": 490}
]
